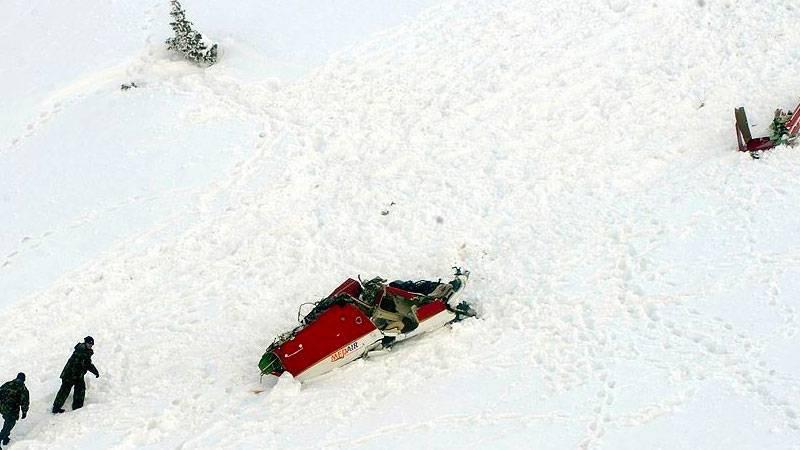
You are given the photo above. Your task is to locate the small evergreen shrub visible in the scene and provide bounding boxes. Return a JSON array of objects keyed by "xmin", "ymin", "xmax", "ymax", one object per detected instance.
[
  {"xmin": 769, "ymin": 109, "xmax": 797, "ymax": 146},
  {"xmin": 165, "ymin": 0, "xmax": 218, "ymax": 66}
]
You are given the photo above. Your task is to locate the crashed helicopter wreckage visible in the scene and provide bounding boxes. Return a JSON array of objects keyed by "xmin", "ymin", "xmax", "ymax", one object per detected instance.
[{"xmin": 259, "ymin": 268, "xmax": 475, "ymax": 381}]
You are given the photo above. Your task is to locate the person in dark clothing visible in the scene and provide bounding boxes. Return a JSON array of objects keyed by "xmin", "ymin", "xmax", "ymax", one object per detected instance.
[
  {"xmin": 52, "ymin": 336, "xmax": 99, "ymax": 414},
  {"xmin": 0, "ymin": 372, "xmax": 29, "ymax": 447}
]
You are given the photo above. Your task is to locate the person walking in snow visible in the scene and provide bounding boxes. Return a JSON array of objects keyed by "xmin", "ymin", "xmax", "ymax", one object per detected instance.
[
  {"xmin": 52, "ymin": 336, "xmax": 100, "ymax": 414},
  {"xmin": 0, "ymin": 372, "xmax": 29, "ymax": 447}
]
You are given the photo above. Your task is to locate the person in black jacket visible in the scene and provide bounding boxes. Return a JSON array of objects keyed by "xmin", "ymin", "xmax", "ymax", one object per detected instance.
[
  {"xmin": 52, "ymin": 336, "xmax": 100, "ymax": 414},
  {"xmin": 0, "ymin": 372, "xmax": 29, "ymax": 447}
]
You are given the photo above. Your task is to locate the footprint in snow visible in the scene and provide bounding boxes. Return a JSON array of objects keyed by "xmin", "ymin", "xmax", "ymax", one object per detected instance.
[{"xmin": 607, "ymin": 0, "xmax": 629, "ymax": 13}]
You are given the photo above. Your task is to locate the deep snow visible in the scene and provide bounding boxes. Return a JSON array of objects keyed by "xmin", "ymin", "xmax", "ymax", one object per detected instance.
[{"xmin": 2, "ymin": 0, "xmax": 800, "ymax": 449}]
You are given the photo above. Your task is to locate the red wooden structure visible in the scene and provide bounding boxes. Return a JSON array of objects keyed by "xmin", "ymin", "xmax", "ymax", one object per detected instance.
[
  {"xmin": 735, "ymin": 102, "xmax": 800, "ymax": 153},
  {"xmin": 789, "ymin": 106, "xmax": 800, "ymax": 136}
]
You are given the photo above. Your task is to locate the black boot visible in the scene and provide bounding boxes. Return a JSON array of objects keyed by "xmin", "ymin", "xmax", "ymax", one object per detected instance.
[{"xmin": 52, "ymin": 407, "xmax": 65, "ymax": 414}]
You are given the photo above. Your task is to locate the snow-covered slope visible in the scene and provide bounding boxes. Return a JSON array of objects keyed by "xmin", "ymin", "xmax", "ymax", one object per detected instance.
[{"xmin": 2, "ymin": 0, "xmax": 800, "ymax": 448}]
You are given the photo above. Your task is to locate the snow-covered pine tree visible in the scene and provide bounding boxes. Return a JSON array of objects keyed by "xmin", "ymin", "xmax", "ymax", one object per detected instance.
[
  {"xmin": 165, "ymin": 0, "xmax": 218, "ymax": 66},
  {"xmin": 770, "ymin": 109, "xmax": 795, "ymax": 146}
]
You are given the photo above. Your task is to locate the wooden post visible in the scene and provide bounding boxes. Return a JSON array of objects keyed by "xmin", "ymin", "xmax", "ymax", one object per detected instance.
[{"xmin": 735, "ymin": 107, "xmax": 753, "ymax": 143}]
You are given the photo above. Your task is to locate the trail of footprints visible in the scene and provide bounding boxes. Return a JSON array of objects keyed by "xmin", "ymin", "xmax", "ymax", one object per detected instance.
[
  {"xmin": 3, "ymin": 101, "xmax": 66, "ymax": 154},
  {"xmin": 0, "ymin": 190, "xmax": 197, "ymax": 272}
]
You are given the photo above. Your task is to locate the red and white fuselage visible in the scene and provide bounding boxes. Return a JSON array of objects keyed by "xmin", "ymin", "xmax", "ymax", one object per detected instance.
[{"xmin": 266, "ymin": 274, "xmax": 469, "ymax": 381}]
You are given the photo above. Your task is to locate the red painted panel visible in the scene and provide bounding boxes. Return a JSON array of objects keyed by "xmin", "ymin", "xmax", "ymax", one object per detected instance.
[
  {"xmin": 416, "ymin": 300, "xmax": 447, "ymax": 321},
  {"xmin": 385, "ymin": 285, "xmax": 418, "ymax": 300},
  {"xmin": 746, "ymin": 137, "xmax": 775, "ymax": 152},
  {"xmin": 276, "ymin": 303, "xmax": 376, "ymax": 377},
  {"xmin": 737, "ymin": 125, "xmax": 775, "ymax": 152},
  {"xmin": 329, "ymin": 278, "xmax": 362, "ymax": 298},
  {"xmin": 787, "ymin": 103, "xmax": 800, "ymax": 136}
]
